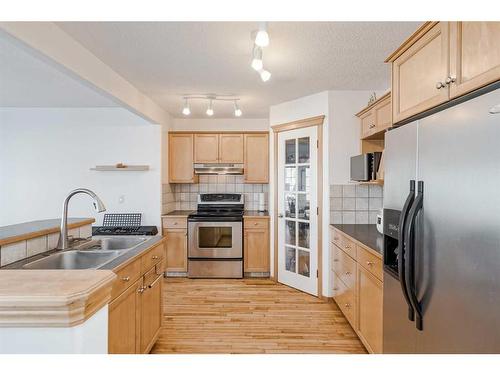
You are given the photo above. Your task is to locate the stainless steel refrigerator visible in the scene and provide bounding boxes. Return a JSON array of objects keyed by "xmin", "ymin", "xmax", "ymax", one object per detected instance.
[{"xmin": 382, "ymin": 86, "xmax": 500, "ymax": 353}]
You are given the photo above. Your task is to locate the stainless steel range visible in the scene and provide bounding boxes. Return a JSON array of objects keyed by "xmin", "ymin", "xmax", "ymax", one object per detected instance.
[{"xmin": 187, "ymin": 193, "xmax": 244, "ymax": 278}]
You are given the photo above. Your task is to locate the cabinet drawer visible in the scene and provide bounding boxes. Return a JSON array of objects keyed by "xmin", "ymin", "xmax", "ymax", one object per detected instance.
[
  {"xmin": 357, "ymin": 244, "xmax": 383, "ymax": 281},
  {"xmin": 361, "ymin": 110, "xmax": 376, "ymax": 138},
  {"xmin": 331, "ymin": 228, "xmax": 356, "ymax": 258},
  {"xmin": 332, "ymin": 244, "xmax": 357, "ymax": 289},
  {"xmin": 141, "ymin": 243, "xmax": 164, "ymax": 274},
  {"xmin": 244, "ymin": 218, "xmax": 268, "ymax": 229},
  {"xmin": 162, "ymin": 217, "xmax": 187, "ymax": 229},
  {"xmin": 333, "ymin": 273, "xmax": 356, "ymax": 327},
  {"xmin": 111, "ymin": 257, "xmax": 142, "ymax": 300}
]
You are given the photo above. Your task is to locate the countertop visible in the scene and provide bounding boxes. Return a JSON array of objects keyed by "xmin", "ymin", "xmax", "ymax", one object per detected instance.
[
  {"xmin": 244, "ymin": 211, "xmax": 269, "ymax": 218},
  {"xmin": 0, "ymin": 218, "xmax": 95, "ymax": 247},
  {"xmin": 162, "ymin": 210, "xmax": 193, "ymax": 217},
  {"xmin": 331, "ymin": 224, "xmax": 384, "ymax": 256},
  {"xmin": 0, "ymin": 269, "xmax": 116, "ymax": 327}
]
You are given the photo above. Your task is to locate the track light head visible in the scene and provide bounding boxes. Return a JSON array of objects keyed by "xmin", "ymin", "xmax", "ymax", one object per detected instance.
[
  {"xmin": 182, "ymin": 98, "xmax": 191, "ymax": 115},
  {"xmin": 259, "ymin": 69, "xmax": 271, "ymax": 82},
  {"xmin": 255, "ymin": 22, "xmax": 269, "ymax": 47},
  {"xmin": 234, "ymin": 101, "xmax": 242, "ymax": 117},
  {"xmin": 206, "ymin": 99, "xmax": 214, "ymax": 116},
  {"xmin": 251, "ymin": 46, "xmax": 263, "ymax": 71}
]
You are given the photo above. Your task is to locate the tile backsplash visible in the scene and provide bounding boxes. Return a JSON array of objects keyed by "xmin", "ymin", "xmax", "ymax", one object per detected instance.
[
  {"xmin": 329, "ymin": 184, "xmax": 383, "ymax": 224},
  {"xmin": 162, "ymin": 175, "xmax": 268, "ymax": 212}
]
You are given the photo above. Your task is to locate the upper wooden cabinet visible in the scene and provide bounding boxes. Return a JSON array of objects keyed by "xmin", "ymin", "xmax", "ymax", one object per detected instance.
[
  {"xmin": 244, "ymin": 133, "xmax": 269, "ymax": 183},
  {"xmin": 169, "ymin": 133, "xmax": 196, "ymax": 183},
  {"xmin": 219, "ymin": 133, "xmax": 244, "ymax": 163},
  {"xmin": 449, "ymin": 22, "xmax": 500, "ymax": 99},
  {"xmin": 194, "ymin": 134, "xmax": 219, "ymax": 163},
  {"xmin": 387, "ymin": 22, "xmax": 500, "ymax": 124},
  {"xmin": 356, "ymin": 92, "xmax": 392, "ymax": 139}
]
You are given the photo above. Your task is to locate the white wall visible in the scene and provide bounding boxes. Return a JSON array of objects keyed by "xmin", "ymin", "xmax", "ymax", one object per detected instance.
[
  {"xmin": 172, "ymin": 118, "xmax": 268, "ymax": 131},
  {"xmin": 0, "ymin": 108, "xmax": 163, "ymax": 228},
  {"xmin": 269, "ymin": 91, "xmax": 331, "ymax": 294}
]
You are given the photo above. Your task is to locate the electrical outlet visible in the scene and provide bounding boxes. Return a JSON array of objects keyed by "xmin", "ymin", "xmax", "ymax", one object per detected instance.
[{"xmin": 119, "ymin": 195, "xmax": 125, "ymax": 204}]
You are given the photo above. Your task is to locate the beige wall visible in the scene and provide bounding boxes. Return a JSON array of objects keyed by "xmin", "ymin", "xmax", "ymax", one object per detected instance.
[{"xmin": 172, "ymin": 118, "xmax": 268, "ymax": 131}]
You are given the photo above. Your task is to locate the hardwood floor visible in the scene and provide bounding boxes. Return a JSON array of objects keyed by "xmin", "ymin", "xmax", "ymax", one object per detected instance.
[{"xmin": 151, "ymin": 278, "xmax": 367, "ymax": 354}]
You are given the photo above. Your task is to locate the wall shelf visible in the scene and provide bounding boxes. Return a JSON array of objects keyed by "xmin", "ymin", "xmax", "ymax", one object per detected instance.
[{"xmin": 90, "ymin": 164, "xmax": 150, "ymax": 171}]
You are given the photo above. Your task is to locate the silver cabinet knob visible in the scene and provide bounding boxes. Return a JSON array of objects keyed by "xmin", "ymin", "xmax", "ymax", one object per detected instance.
[
  {"xmin": 445, "ymin": 76, "xmax": 456, "ymax": 85},
  {"xmin": 138, "ymin": 286, "xmax": 146, "ymax": 294},
  {"xmin": 121, "ymin": 276, "xmax": 130, "ymax": 282},
  {"xmin": 436, "ymin": 81, "xmax": 446, "ymax": 89},
  {"xmin": 366, "ymin": 261, "xmax": 374, "ymax": 267},
  {"xmin": 369, "ymin": 124, "xmax": 376, "ymax": 129},
  {"xmin": 345, "ymin": 303, "xmax": 351, "ymax": 308},
  {"xmin": 152, "ymin": 255, "xmax": 159, "ymax": 260},
  {"xmin": 345, "ymin": 271, "xmax": 351, "ymax": 276}
]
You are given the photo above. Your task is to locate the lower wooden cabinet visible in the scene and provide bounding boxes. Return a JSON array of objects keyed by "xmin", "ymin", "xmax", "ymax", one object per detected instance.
[
  {"xmin": 330, "ymin": 227, "xmax": 384, "ymax": 353},
  {"xmin": 243, "ymin": 217, "xmax": 270, "ymax": 274},
  {"xmin": 165, "ymin": 229, "xmax": 188, "ymax": 272},
  {"xmin": 108, "ymin": 241, "xmax": 165, "ymax": 354},
  {"xmin": 356, "ymin": 264, "xmax": 383, "ymax": 354}
]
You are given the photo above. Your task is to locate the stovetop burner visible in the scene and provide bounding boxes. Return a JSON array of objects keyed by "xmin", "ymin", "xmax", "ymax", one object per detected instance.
[{"xmin": 188, "ymin": 193, "xmax": 244, "ymax": 222}]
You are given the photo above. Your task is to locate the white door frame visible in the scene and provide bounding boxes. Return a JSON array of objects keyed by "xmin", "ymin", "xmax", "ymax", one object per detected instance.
[{"xmin": 272, "ymin": 115, "xmax": 325, "ymax": 297}]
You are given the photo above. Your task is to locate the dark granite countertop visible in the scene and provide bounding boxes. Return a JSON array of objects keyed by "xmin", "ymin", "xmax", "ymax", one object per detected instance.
[
  {"xmin": 331, "ymin": 224, "xmax": 384, "ymax": 256},
  {"xmin": 244, "ymin": 210, "xmax": 269, "ymax": 217},
  {"xmin": 0, "ymin": 218, "xmax": 94, "ymax": 247},
  {"xmin": 162, "ymin": 210, "xmax": 193, "ymax": 217}
]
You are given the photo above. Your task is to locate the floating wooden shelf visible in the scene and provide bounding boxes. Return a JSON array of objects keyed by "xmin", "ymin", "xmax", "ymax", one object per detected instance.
[{"xmin": 90, "ymin": 165, "xmax": 150, "ymax": 171}]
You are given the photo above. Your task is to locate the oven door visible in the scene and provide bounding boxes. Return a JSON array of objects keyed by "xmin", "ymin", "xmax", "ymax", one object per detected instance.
[{"xmin": 188, "ymin": 221, "xmax": 242, "ymax": 258}]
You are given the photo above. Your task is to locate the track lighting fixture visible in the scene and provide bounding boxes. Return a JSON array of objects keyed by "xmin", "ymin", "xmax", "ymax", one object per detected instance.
[
  {"xmin": 182, "ymin": 98, "xmax": 191, "ymax": 116},
  {"xmin": 259, "ymin": 69, "xmax": 271, "ymax": 82},
  {"xmin": 234, "ymin": 101, "xmax": 242, "ymax": 117},
  {"xmin": 255, "ymin": 22, "xmax": 269, "ymax": 47},
  {"xmin": 206, "ymin": 99, "xmax": 214, "ymax": 116},
  {"xmin": 251, "ymin": 46, "xmax": 263, "ymax": 71}
]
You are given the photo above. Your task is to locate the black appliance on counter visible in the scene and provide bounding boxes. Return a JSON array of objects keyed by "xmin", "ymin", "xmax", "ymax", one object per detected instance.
[
  {"xmin": 187, "ymin": 193, "xmax": 244, "ymax": 278},
  {"xmin": 92, "ymin": 213, "xmax": 158, "ymax": 236}
]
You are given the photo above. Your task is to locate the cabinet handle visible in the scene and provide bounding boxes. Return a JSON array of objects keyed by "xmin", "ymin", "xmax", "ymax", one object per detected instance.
[
  {"xmin": 366, "ymin": 261, "xmax": 374, "ymax": 267},
  {"xmin": 369, "ymin": 124, "xmax": 376, "ymax": 129},
  {"xmin": 138, "ymin": 286, "xmax": 146, "ymax": 294},
  {"xmin": 345, "ymin": 271, "xmax": 351, "ymax": 276},
  {"xmin": 345, "ymin": 303, "xmax": 351, "ymax": 308},
  {"xmin": 445, "ymin": 76, "xmax": 456, "ymax": 85},
  {"xmin": 333, "ymin": 258, "xmax": 339, "ymax": 262},
  {"xmin": 121, "ymin": 276, "xmax": 130, "ymax": 282},
  {"xmin": 152, "ymin": 255, "xmax": 159, "ymax": 260},
  {"xmin": 333, "ymin": 287, "xmax": 338, "ymax": 291},
  {"xmin": 344, "ymin": 244, "xmax": 351, "ymax": 249},
  {"xmin": 436, "ymin": 81, "xmax": 446, "ymax": 89}
]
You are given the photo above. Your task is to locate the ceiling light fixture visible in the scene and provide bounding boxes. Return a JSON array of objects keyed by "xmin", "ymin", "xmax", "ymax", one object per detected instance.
[
  {"xmin": 182, "ymin": 98, "xmax": 191, "ymax": 116},
  {"xmin": 255, "ymin": 22, "xmax": 270, "ymax": 47},
  {"xmin": 259, "ymin": 69, "xmax": 271, "ymax": 82},
  {"xmin": 251, "ymin": 46, "xmax": 263, "ymax": 71},
  {"xmin": 206, "ymin": 99, "xmax": 214, "ymax": 116},
  {"xmin": 234, "ymin": 101, "xmax": 242, "ymax": 117}
]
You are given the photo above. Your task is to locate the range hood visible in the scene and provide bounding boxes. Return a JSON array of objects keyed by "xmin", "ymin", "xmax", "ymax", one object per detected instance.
[{"xmin": 194, "ymin": 163, "xmax": 244, "ymax": 175}]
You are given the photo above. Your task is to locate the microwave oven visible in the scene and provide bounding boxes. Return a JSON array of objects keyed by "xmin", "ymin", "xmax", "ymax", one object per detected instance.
[{"xmin": 350, "ymin": 152, "xmax": 382, "ymax": 182}]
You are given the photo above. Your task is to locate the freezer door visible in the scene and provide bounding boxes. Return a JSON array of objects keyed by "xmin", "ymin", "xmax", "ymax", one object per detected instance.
[
  {"xmin": 383, "ymin": 122, "xmax": 418, "ymax": 353},
  {"xmin": 416, "ymin": 88, "xmax": 500, "ymax": 353}
]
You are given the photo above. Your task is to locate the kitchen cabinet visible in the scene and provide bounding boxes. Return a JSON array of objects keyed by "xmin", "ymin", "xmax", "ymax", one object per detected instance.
[
  {"xmin": 194, "ymin": 133, "xmax": 219, "ymax": 163},
  {"xmin": 449, "ymin": 22, "xmax": 500, "ymax": 99},
  {"xmin": 387, "ymin": 22, "xmax": 500, "ymax": 124},
  {"xmin": 108, "ymin": 279, "xmax": 141, "ymax": 354},
  {"xmin": 243, "ymin": 217, "xmax": 270, "ymax": 274},
  {"xmin": 169, "ymin": 133, "xmax": 197, "ymax": 183},
  {"xmin": 219, "ymin": 133, "xmax": 244, "ymax": 163},
  {"xmin": 356, "ymin": 262, "xmax": 383, "ymax": 354},
  {"xmin": 330, "ymin": 227, "xmax": 383, "ymax": 354},
  {"xmin": 163, "ymin": 216, "xmax": 188, "ymax": 274},
  {"xmin": 108, "ymin": 241, "xmax": 165, "ymax": 354},
  {"xmin": 244, "ymin": 133, "xmax": 269, "ymax": 183},
  {"xmin": 390, "ymin": 22, "xmax": 450, "ymax": 124}
]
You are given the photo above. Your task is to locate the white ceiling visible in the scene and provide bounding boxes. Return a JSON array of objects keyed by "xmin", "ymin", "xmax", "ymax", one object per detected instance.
[
  {"xmin": 57, "ymin": 22, "xmax": 421, "ymax": 118},
  {"xmin": 0, "ymin": 32, "xmax": 118, "ymax": 108}
]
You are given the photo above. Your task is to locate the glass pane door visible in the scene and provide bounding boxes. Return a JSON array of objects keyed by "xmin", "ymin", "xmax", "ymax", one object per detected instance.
[{"xmin": 277, "ymin": 126, "xmax": 318, "ymax": 296}]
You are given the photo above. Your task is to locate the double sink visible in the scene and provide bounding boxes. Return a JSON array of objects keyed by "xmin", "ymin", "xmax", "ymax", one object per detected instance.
[{"xmin": 22, "ymin": 237, "xmax": 148, "ymax": 270}]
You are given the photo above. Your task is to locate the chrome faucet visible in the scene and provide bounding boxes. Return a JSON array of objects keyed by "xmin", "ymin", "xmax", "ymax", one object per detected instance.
[{"xmin": 57, "ymin": 188, "xmax": 106, "ymax": 250}]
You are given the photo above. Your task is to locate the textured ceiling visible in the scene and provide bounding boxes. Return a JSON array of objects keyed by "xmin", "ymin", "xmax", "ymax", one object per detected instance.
[
  {"xmin": 0, "ymin": 32, "xmax": 117, "ymax": 108},
  {"xmin": 57, "ymin": 22, "xmax": 421, "ymax": 118}
]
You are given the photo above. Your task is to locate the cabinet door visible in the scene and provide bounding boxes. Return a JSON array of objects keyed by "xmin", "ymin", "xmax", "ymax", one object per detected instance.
[
  {"xmin": 165, "ymin": 229, "xmax": 187, "ymax": 272},
  {"xmin": 219, "ymin": 133, "xmax": 244, "ymax": 163},
  {"xmin": 360, "ymin": 110, "xmax": 376, "ymax": 139},
  {"xmin": 374, "ymin": 96, "xmax": 391, "ymax": 132},
  {"xmin": 332, "ymin": 272, "xmax": 356, "ymax": 328},
  {"xmin": 392, "ymin": 22, "xmax": 450, "ymax": 124},
  {"xmin": 244, "ymin": 228, "xmax": 269, "ymax": 273},
  {"xmin": 169, "ymin": 133, "xmax": 195, "ymax": 183},
  {"xmin": 357, "ymin": 265, "xmax": 383, "ymax": 354},
  {"xmin": 244, "ymin": 133, "xmax": 269, "ymax": 183},
  {"xmin": 194, "ymin": 134, "xmax": 219, "ymax": 163},
  {"xmin": 449, "ymin": 22, "xmax": 500, "ymax": 99},
  {"xmin": 140, "ymin": 274, "xmax": 163, "ymax": 353},
  {"xmin": 108, "ymin": 280, "xmax": 141, "ymax": 354}
]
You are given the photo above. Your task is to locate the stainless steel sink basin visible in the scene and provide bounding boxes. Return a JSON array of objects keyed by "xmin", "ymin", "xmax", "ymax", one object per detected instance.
[
  {"xmin": 22, "ymin": 250, "xmax": 123, "ymax": 270},
  {"xmin": 76, "ymin": 237, "xmax": 147, "ymax": 251}
]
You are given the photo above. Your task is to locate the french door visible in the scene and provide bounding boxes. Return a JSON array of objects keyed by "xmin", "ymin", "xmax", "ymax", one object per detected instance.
[{"xmin": 277, "ymin": 127, "xmax": 318, "ymax": 296}]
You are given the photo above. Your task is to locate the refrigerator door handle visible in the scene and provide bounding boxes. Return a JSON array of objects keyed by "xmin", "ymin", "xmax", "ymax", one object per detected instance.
[
  {"xmin": 405, "ymin": 181, "xmax": 424, "ymax": 331},
  {"xmin": 398, "ymin": 180, "xmax": 416, "ymax": 322}
]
